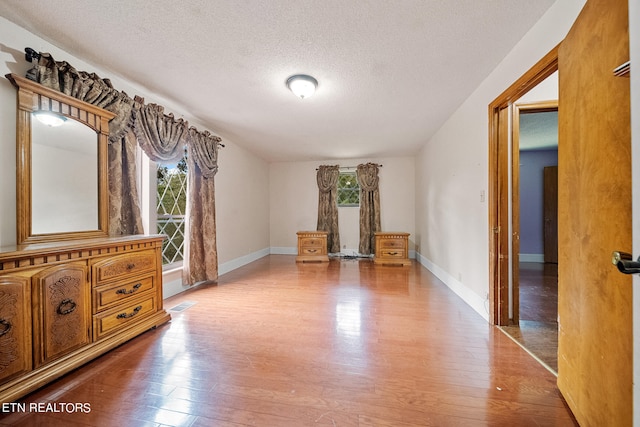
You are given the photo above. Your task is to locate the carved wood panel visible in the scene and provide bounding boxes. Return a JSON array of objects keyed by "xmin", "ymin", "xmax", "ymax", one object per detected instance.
[
  {"xmin": 33, "ymin": 264, "xmax": 90, "ymax": 366},
  {"xmin": 0, "ymin": 277, "xmax": 31, "ymax": 385}
]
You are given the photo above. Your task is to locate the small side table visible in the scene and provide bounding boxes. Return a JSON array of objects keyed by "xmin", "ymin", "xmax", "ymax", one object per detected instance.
[
  {"xmin": 374, "ymin": 232, "xmax": 411, "ymax": 265},
  {"xmin": 296, "ymin": 231, "xmax": 329, "ymax": 262}
]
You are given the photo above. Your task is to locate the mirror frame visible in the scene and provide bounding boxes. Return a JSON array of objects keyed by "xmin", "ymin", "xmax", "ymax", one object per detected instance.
[{"xmin": 6, "ymin": 73, "xmax": 115, "ymax": 245}]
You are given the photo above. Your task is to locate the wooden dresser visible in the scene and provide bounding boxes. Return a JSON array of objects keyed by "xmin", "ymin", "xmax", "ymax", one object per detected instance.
[
  {"xmin": 0, "ymin": 235, "xmax": 170, "ymax": 403},
  {"xmin": 374, "ymin": 232, "xmax": 411, "ymax": 266},
  {"xmin": 296, "ymin": 231, "xmax": 329, "ymax": 262}
]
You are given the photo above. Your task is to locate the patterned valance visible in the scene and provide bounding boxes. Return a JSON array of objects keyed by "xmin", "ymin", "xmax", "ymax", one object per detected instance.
[
  {"xmin": 34, "ymin": 52, "xmax": 135, "ymax": 143},
  {"xmin": 188, "ymin": 128, "xmax": 222, "ymax": 178},
  {"xmin": 28, "ymin": 50, "xmax": 223, "ymax": 157},
  {"xmin": 133, "ymin": 103, "xmax": 189, "ymax": 163}
]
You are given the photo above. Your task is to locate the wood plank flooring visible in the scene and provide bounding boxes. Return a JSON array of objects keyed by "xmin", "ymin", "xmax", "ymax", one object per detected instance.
[
  {"xmin": 500, "ymin": 262, "xmax": 559, "ymax": 373},
  {"xmin": 0, "ymin": 256, "xmax": 577, "ymax": 426},
  {"xmin": 519, "ymin": 262, "xmax": 558, "ymax": 323}
]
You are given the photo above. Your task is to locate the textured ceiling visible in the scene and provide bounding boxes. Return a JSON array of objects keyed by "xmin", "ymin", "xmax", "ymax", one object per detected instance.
[
  {"xmin": 520, "ymin": 111, "xmax": 558, "ymax": 151},
  {"xmin": 0, "ymin": 0, "xmax": 556, "ymax": 162}
]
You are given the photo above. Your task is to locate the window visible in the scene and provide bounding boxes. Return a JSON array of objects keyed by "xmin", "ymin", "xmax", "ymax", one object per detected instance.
[
  {"xmin": 156, "ymin": 155, "xmax": 187, "ymax": 267},
  {"xmin": 337, "ymin": 171, "xmax": 359, "ymax": 207}
]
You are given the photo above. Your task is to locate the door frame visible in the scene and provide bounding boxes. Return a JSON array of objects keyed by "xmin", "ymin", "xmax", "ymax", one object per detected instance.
[{"xmin": 488, "ymin": 46, "xmax": 558, "ymax": 326}]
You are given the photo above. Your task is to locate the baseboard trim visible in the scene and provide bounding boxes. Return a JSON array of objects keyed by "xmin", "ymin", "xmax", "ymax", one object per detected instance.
[
  {"xmin": 270, "ymin": 246, "xmax": 297, "ymax": 255},
  {"xmin": 219, "ymin": 247, "xmax": 271, "ymax": 275},
  {"xmin": 415, "ymin": 252, "xmax": 489, "ymax": 322},
  {"xmin": 163, "ymin": 268, "xmax": 185, "ymax": 299}
]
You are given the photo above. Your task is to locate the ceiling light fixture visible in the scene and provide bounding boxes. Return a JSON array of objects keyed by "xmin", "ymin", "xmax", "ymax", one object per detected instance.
[
  {"xmin": 33, "ymin": 111, "xmax": 67, "ymax": 127},
  {"xmin": 286, "ymin": 74, "xmax": 318, "ymax": 99}
]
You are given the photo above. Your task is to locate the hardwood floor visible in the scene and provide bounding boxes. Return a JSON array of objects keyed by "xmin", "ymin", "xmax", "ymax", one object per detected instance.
[
  {"xmin": 500, "ymin": 262, "xmax": 559, "ymax": 373},
  {"xmin": 0, "ymin": 256, "xmax": 576, "ymax": 426},
  {"xmin": 519, "ymin": 262, "xmax": 558, "ymax": 322}
]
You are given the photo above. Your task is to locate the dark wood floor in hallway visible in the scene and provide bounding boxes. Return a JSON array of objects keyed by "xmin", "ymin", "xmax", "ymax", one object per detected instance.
[
  {"xmin": 0, "ymin": 256, "xmax": 577, "ymax": 426},
  {"xmin": 500, "ymin": 262, "xmax": 559, "ymax": 373}
]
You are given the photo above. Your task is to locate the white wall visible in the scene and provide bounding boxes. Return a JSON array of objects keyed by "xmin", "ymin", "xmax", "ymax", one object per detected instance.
[
  {"xmin": 216, "ymin": 142, "xmax": 270, "ymax": 272},
  {"xmin": 0, "ymin": 17, "xmax": 270, "ymax": 279},
  {"xmin": 518, "ymin": 71, "xmax": 558, "ymax": 104},
  {"xmin": 414, "ymin": 0, "xmax": 586, "ymax": 320},
  {"xmin": 269, "ymin": 156, "xmax": 415, "ymax": 255}
]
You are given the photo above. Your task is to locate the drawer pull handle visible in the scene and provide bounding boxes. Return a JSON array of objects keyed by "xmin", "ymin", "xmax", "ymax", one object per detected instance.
[
  {"xmin": 116, "ymin": 305, "xmax": 142, "ymax": 319},
  {"xmin": 126, "ymin": 263, "xmax": 136, "ymax": 270},
  {"xmin": 0, "ymin": 319, "xmax": 11, "ymax": 337},
  {"xmin": 308, "ymin": 249, "xmax": 317, "ymax": 253},
  {"xmin": 57, "ymin": 299, "xmax": 77, "ymax": 315},
  {"xmin": 388, "ymin": 252, "xmax": 398, "ymax": 255},
  {"xmin": 116, "ymin": 283, "xmax": 142, "ymax": 295}
]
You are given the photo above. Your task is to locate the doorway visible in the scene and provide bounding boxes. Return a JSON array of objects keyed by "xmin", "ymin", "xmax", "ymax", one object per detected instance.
[
  {"xmin": 501, "ymin": 101, "xmax": 559, "ymax": 372},
  {"xmin": 488, "ymin": 47, "xmax": 559, "ymax": 370},
  {"xmin": 489, "ymin": 46, "xmax": 558, "ymax": 325}
]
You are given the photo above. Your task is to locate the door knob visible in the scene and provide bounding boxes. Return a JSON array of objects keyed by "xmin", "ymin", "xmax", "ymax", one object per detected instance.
[{"xmin": 612, "ymin": 251, "xmax": 640, "ymax": 274}]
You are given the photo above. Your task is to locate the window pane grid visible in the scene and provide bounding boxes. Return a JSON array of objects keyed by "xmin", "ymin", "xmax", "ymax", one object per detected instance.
[
  {"xmin": 337, "ymin": 172, "xmax": 359, "ymax": 207},
  {"xmin": 157, "ymin": 159, "xmax": 187, "ymax": 266}
]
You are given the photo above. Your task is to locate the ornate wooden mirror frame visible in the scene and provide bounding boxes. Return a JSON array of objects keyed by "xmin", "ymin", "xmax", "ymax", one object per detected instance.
[{"xmin": 6, "ymin": 73, "xmax": 115, "ymax": 245}]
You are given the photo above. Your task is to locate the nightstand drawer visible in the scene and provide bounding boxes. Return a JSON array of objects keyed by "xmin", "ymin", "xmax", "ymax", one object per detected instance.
[
  {"xmin": 94, "ymin": 276, "xmax": 155, "ymax": 312},
  {"xmin": 379, "ymin": 239, "xmax": 406, "ymax": 249},
  {"xmin": 301, "ymin": 247, "xmax": 323, "ymax": 256},
  {"xmin": 299, "ymin": 237, "xmax": 324, "ymax": 247},
  {"xmin": 380, "ymin": 249, "xmax": 406, "ymax": 258}
]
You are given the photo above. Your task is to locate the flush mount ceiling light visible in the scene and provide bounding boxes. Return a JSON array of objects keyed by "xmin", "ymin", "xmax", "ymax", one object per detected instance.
[
  {"xmin": 286, "ymin": 74, "xmax": 318, "ymax": 99},
  {"xmin": 33, "ymin": 111, "xmax": 67, "ymax": 127}
]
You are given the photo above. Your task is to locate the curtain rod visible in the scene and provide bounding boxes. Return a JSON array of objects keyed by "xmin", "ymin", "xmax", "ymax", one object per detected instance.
[{"xmin": 316, "ymin": 164, "xmax": 383, "ymax": 171}]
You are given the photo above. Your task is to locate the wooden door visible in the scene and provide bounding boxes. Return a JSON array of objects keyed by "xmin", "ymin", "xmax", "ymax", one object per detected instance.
[
  {"xmin": 557, "ymin": 0, "xmax": 631, "ymax": 425},
  {"xmin": 543, "ymin": 166, "xmax": 558, "ymax": 263}
]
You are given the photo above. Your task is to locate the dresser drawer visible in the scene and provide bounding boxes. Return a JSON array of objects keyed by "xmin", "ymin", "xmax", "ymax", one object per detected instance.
[
  {"xmin": 93, "ymin": 295, "xmax": 157, "ymax": 340},
  {"xmin": 93, "ymin": 276, "xmax": 155, "ymax": 313},
  {"xmin": 93, "ymin": 251, "xmax": 156, "ymax": 285}
]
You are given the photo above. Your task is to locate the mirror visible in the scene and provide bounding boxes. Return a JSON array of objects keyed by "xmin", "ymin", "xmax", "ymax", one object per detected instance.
[
  {"xmin": 31, "ymin": 115, "xmax": 99, "ymax": 234},
  {"xmin": 7, "ymin": 73, "xmax": 115, "ymax": 245}
]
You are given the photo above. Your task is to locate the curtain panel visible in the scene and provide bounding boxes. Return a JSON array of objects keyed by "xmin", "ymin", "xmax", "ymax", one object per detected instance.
[
  {"xmin": 183, "ymin": 129, "xmax": 222, "ymax": 285},
  {"xmin": 357, "ymin": 163, "xmax": 381, "ymax": 255},
  {"xmin": 108, "ymin": 129, "xmax": 144, "ymax": 235},
  {"xmin": 316, "ymin": 165, "xmax": 340, "ymax": 253}
]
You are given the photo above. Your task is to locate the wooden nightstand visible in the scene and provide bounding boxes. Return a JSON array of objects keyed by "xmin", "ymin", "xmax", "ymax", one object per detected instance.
[
  {"xmin": 374, "ymin": 232, "xmax": 411, "ymax": 265},
  {"xmin": 296, "ymin": 231, "xmax": 329, "ymax": 262}
]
